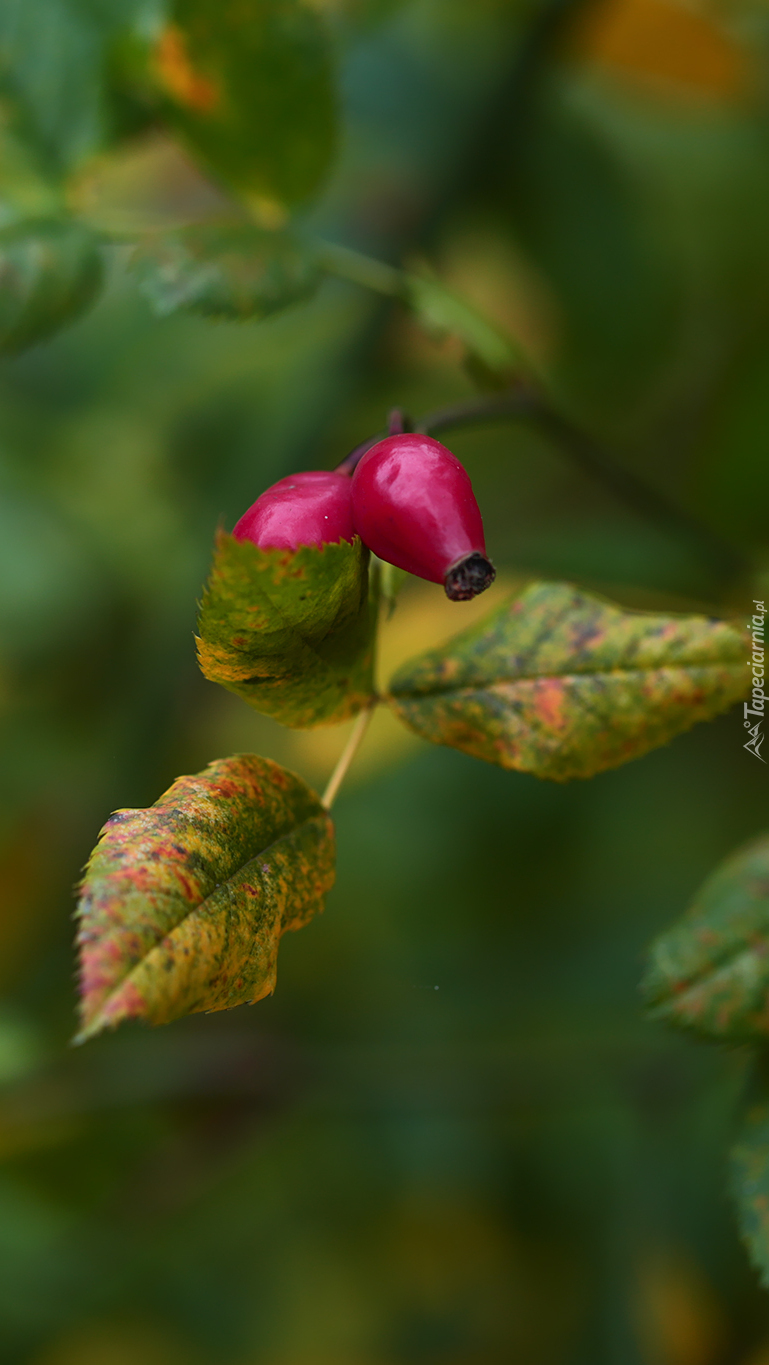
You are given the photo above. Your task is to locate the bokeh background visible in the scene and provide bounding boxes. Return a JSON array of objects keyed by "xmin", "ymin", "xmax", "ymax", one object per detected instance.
[{"xmin": 2, "ymin": 0, "xmax": 769, "ymax": 1360}]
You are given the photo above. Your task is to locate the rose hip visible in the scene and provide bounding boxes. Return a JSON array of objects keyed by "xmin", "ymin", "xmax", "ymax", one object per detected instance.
[
  {"xmin": 350, "ymin": 433, "xmax": 495, "ymax": 600},
  {"xmin": 233, "ymin": 470, "xmax": 354, "ymax": 550}
]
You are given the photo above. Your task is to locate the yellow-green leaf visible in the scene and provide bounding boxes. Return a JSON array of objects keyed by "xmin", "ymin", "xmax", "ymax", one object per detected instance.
[
  {"xmin": 75, "ymin": 754, "xmax": 335, "ymax": 1041},
  {"xmin": 388, "ymin": 581, "xmax": 748, "ymax": 781},
  {"xmin": 154, "ymin": 0, "xmax": 337, "ymax": 212},
  {"xmin": 643, "ymin": 834, "xmax": 769, "ymax": 1040},
  {"xmin": 197, "ymin": 531, "xmax": 376, "ymax": 728}
]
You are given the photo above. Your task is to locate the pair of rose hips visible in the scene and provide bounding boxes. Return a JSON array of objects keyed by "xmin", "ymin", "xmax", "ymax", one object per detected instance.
[{"xmin": 233, "ymin": 434, "xmax": 495, "ymax": 601}]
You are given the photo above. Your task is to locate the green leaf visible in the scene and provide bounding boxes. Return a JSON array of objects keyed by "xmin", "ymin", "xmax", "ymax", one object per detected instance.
[
  {"xmin": 404, "ymin": 273, "xmax": 525, "ymax": 387},
  {"xmin": 643, "ymin": 834, "xmax": 769, "ymax": 1040},
  {"xmin": 730, "ymin": 1086, "xmax": 769, "ymax": 1287},
  {"xmin": 0, "ymin": 124, "xmax": 62, "ymax": 225},
  {"xmin": 0, "ymin": 218, "xmax": 103, "ymax": 355},
  {"xmin": 131, "ymin": 222, "xmax": 321, "ymax": 319},
  {"xmin": 0, "ymin": 0, "xmax": 154, "ymax": 175},
  {"xmin": 154, "ymin": 0, "xmax": 337, "ymax": 212},
  {"xmin": 388, "ymin": 581, "xmax": 748, "ymax": 781},
  {"xmin": 197, "ymin": 531, "xmax": 376, "ymax": 728},
  {"xmin": 315, "ymin": 243, "xmax": 527, "ymax": 384},
  {"xmin": 75, "ymin": 753, "xmax": 335, "ymax": 1041}
]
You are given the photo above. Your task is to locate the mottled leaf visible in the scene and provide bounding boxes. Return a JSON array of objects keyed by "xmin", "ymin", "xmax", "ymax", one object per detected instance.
[
  {"xmin": 75, "ymin": 754, "xmax": 335, "ymax": 1041},
  {"xmin": 131, "ymin": 222, "xmax": 321, "ymax": 319},
  {"xmin": 197, "ymin": 531, "xmax": 376, "ymax": 728},
  {"xmin": 0, "ymin": 218, "xmax": 103, "ymax": 355},
  {"xmin": 643, "ymin": 834, "xmax": 769, "ymax": 1040},
  {"xmin": 388, "ymin": 581, "xmax": 748, "ymax": 781},
  {"xmin": 730, "ymin": 1087, "xmax": 769, "ymax": 1286},
  {"xmin": 154, "ymin": 0, "xmax": 337, "ymax": 212}
]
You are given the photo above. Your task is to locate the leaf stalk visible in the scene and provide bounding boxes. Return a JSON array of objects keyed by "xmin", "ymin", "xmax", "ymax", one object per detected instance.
[{"xmin": 322, "ymin": 702, "xmax": 377, "ymax": 809}]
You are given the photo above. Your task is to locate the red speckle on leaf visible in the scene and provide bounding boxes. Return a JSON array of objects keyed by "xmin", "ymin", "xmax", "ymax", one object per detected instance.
[
  {"xmin": 534, "ymin": 678, "xmax": 566, "ymax": 729},
  {"xmin": 211, "ymin": 778, "xmax": 249, "ymax": 801},
  {"xmin": 94, "ymin": 977, "xmax": 146, "ymax": 1032}
]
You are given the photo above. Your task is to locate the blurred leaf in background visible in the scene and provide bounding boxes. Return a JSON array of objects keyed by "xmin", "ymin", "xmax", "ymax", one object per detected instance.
[
  {"xmin": 154, "ymin": 0, "xmax": 338, "ymax": 215},
  {"xmin": 130, "ymin": 222, "xmax": 322, "ymax": 319},
  {"xmin": 0, "ymin": 219, "xmax": 103, "ymax": 356}
]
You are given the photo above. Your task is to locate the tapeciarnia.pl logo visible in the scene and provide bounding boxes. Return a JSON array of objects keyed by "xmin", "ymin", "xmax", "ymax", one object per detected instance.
[{"xmin": 745, "ymin": 599, "xmax": 767, "ymax": 762}]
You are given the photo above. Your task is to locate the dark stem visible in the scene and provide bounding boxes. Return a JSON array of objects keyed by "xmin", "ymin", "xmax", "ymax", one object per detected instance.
[
  {"xmin": 415, "ymin": 390, "xmax": 748, "ymax": 585},
  {"xmin": 335, "ymin": 434, "xmax": 384, "ymax": 478},
  {"xmin": 335, "ymin": 409, "xmax": 414, "ymax": 477},
  {"xmin": 334, "ymin": 391, "xmax": 747, "ymax": 585},
  {"xmin": 387, "ymin": 408, "xmax": 412, "ymax": 436}
]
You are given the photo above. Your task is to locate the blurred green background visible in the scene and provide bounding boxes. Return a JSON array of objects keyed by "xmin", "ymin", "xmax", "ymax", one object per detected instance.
[{"xmin": 2, "ymin": 0, "xmax": 769, "ymax": 1360}]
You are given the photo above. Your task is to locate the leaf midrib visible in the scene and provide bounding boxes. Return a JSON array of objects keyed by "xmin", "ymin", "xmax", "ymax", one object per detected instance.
[
  {"xmin": 391, "ymin": 659, "xmax": 745, "ymax": 699},
  {"xmin": 82, "ymin": 814, "xmax": 322, "ymax": 1032}
]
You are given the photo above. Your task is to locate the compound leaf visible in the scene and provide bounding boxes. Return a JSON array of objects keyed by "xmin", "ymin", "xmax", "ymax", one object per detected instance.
[
  {"xmin": 131, "ymin": 222, "xmax": 321, "ymax": 319},
  {"xmin": 730, "ymin": 1085, "xmax": 769, "ymax": 1287},
  {"xmin": 388, "ymin": 581, "xmax": 748, "ymax": 781},
  {"xmin": 0, "ymin": 218, "xmax": 103, "ymax": 355},
  {"xmin": 643, "ymin": 834, "xmax": 769, "ymax": 1040},
  {"xmin": 197, "ymin": 531, "xmax": 376, "ymax": 728},
  {"xmin": 75, "ymin": 754, "xmax": 335, "ymax": 1041},
  {"xmin": 154, "ymin": 0, "xmax": 337, "ymax": 212}
]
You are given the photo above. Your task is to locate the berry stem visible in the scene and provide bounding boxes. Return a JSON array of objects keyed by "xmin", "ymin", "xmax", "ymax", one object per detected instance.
[
  {"xmin": 416, "ymin": 391, "xmax": 748, "ymax": 586},
  {"xmin": 335, "ymin": 435, "xmax": 383, "ymax": 478},
  {"xmin": 322, "ymin": 702, "xmax": 377, "ymax": 810},
  {"xmin": 333, "ymin": 409, "xmax": 411, "ymax": 478},
  {"xmin": 388, "ymin": 408, "xmax": 412, "ymax": 436},
  {"xmin": 319, "ymin": 235, "xmax": 747, "ymax": 587}
]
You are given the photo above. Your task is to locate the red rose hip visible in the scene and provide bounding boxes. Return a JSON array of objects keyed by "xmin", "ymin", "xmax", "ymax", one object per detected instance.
[
  {"xmin": 350, "ymin": 433, "xmax": 495, "ymax": 600},
  {"xmin": 233, "ymin": 470, "xmax": 354, "ymax": 550}
]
